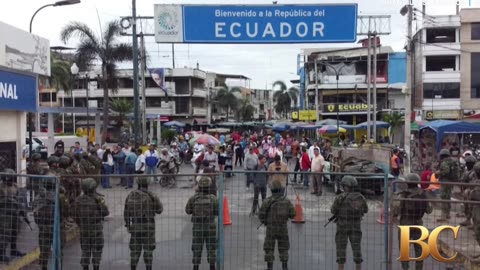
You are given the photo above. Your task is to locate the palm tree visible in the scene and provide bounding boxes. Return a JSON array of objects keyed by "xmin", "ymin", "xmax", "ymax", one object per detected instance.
[
  {"xmin": 214, "ymin": 86, "xmax": 241, "ymax": 121},
  {"xmin": 237, "ymin": 97, "xmax": 255, "ymax": 121},
  {"xmin": 50, "ymin": 54, "xmax": 72, "ymax": 93},
  {"xmin": 272, "ymin": 80, "xmax": 299, "ymax": 119},
  {"xmin": 110, "ymin": 98, "xmax": 133, "ymax": 127},
  {"xmin": 61, "ymin": 20, "xmax": 133, "ymax": 143},
  {"xmin": 383, "ymin": 112, "xmax": 404, "ymax": 143}
]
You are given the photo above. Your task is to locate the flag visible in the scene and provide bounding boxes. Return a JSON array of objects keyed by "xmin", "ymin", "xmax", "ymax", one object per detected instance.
[{"xmin": 149, "ymin": 68, "xmax": 169, "ymax": 100}]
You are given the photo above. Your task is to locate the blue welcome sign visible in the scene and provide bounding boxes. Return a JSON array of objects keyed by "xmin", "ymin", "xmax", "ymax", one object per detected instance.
[
  {"xmin": 154, "ymin": 4, "xmax": 357, "ymax": 44},
  {"xmin": 0, "ymin": 68, "xmax": 37, "ymax": 112}
]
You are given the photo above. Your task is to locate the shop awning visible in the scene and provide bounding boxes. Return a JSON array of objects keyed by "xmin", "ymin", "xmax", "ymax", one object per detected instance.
[{"xmin": 420, "ymin": 120, "xmax": 480, "ymax": 151}]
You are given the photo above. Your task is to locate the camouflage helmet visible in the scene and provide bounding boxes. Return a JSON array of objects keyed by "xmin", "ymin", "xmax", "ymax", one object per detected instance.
[
  {"xmin": 81, "ymin": 178, "xmax": 97, "ymax": 193},
  {"xmin": 47, "ymin": 156, "xmax": 60, "ymax": 166},
  {"xmin": 82, "ymin": 152, "xmax": 89, "ymax": 159},
  {"xmin": 470, "ymin": 189, "xmax": 480, "ymax": 201},
  {"xmin": 270, "ymin": 179, "xmax": 283, "ymax": 191},
  {"xmin": 198, "ymin": 176, "xmax": 212, "ymax": 188},
  {"xmin": 1, "ymin": 168, "xmax": 16, "ymax": 183},
  {"xmin": 31, "ymin": 153, "xmax": 42, "ymax": 161},
  {"xmin": 59, "ymin": 156, "xmax": 71, "ymax": 167},
  {"xmin": 341, "ymin": 175, "xmax": 358, "ymax": 187},
  {"xmin": 474, "ymin": 162, "xmax": 480, "ymax": 174},
  {"xmin": 136, "ymin": 177, "xmax": 149, "ymax": 186},
  {"xmin": 439, "ymin": 149, "xmax": 450, "ymax": 157},
  {"xmin": 404, "ymin": 173, "xmax": 421, "ymax": 183},
  {"xmin": 465, "ymin": 156, "xmax": 477, "ymax": 164}
]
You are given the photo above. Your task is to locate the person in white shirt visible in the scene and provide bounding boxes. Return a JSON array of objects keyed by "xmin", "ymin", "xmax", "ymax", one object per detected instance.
[
  {"xmin": 310, "ymin": 147, "xmax": 325, "ymax": 196},
  {"xmin": 276, "ymin": 144, "xmax": 284, "ymax": 163},
  {"xmin": 308, "ymin": 142, "xmax": 319, "ymax": 160},
  {"xmin": 194, "ymin": 142, "xmax": 205, "ymax": 153},
  {"xmin": 97, "ymin": 145, "xmax": 106, "ymax": 160},
  {"xmin": 203, "ymin": 145, "xmax": 218, "ymax": 167},
  {"xmin": 159, "ymin": 148, "xmax": 175, "ymax": 172},
  {"xmin": 135, "ymin": 148, "xmax": 146, "ymax": 174},
  {"xmin": 144, "ymin": 144, "xmax": 160, "ymax": 182}
]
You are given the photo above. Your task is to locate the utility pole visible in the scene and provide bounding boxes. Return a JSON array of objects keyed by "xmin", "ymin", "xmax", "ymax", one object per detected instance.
[
  {"xmin": 314, "ymin": 59, "xmax": 319, "ymax": 124},
  {"xmin": 172, "ymin": 43, "xmax": 176, "ymax": 68},
  {"xmin": 367, "ymin": 17, "xmax": 372, "ymax": 140},
  {"xmin": 403, "ymin": 1, "xmax": 413, "ymax": 174},
  {"xmin": 373, "ymin": 32, "xmax": 378, "ymax": 142},
  {"xmin": 140, "ymin": 33, "xmax": 147, "ymax": 144},
  {"xmin": 132, "ymin": 0, "xmax": 140, "ymax": 146}
]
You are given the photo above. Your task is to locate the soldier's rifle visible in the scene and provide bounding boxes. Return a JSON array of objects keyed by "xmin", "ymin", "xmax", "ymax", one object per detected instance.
[{"xmin": 324, "ymin": 193, "xmax": 349, "ymax": 228}]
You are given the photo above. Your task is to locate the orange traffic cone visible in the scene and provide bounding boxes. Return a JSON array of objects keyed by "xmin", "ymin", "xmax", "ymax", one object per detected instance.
[
  {"xmin": 292, "ymin": 194, "xmax": 305, "ymax": 223},
  {"xmin": 377, "ymin": 207, "xmax": 390, "ymax": 224},
  {"xmin": 223, "ymin": 196, "xmax": 232, "ymax": 225}
]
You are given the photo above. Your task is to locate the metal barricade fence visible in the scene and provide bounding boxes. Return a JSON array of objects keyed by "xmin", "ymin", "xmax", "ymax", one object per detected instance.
[
  {"xmin": 388, "ymin": 180, "xmax": 480, "ymax": 270},
  {"xmin": 0, "ymin": 172, "xmax": 61, "ymax": 270},
  {"xmin": 1, "ymin": 169, "xmax": 392, "ymax": 270}
]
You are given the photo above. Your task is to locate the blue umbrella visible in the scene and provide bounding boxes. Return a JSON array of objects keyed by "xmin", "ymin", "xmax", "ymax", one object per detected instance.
[
  {"xmin": 356, "ymin": 121, "xmax": 390, "ymax": 129},
  {"xmin": 272, "ymin": 123, "xmax": 290, "ymax": 132},
  {"xmin": 164, "ymin": 121, "xmax": 186, "ymax": 128}
]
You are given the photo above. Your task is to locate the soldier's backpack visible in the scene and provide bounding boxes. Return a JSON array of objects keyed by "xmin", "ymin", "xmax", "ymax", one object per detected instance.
[
  {"xmin": 338, "ymin": 192, "xmax": 366, "ymax": 219},
  {"xmin": 401, "ymin": 191, "xmax": 428, "ymax": 220},
  {"xmin": 192, "ymin": 194, "xmax": 215, "ymax": 220},
  {"xmin": 32, "ymin": 192, "xmax": 55, "ymax": 226},
  {"xmin": 267, "ymin": 198, "xmax": 290, "ymax": 225},
  {"xmin": 125, "ymin": 190, "xmax": 153, "ymax": 219},
  {"xmin": 447, "ymin": 159, "xmax": 461, "ymax": 181}
]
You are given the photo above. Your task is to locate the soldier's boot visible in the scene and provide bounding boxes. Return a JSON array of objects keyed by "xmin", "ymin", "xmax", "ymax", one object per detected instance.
[
  {"xmin": 10, "ymin": 250, "xmax": 26, "ymax": 257},
  {"xmin": 146, "ymin": 265, "xmax": 152, "ymax": 270},
  {"xmin": 193, "ymin": 265, "xmax": 199, "ymax": 270},
  {"xmin": 0, "ymin": 249, "xmax": 10, "ymax": 263},
  {"xmin": 93, "ymin": 266, "xmax": 99, "ymax": 270},
  {"xmin": 355, "ymin": 264, "xmax": 362, "ymax": 270},
  {"xmin": 282, "ymin": 262, "xmax": 288, "ymax": 270},
  {"xmin": 41, "ymin": 267, "xmax": 48, "ymax": 270},
  {"xmin": 337, "ymin": 264, "xmax": 345, "ymax": 270},
  {"xmin": 83, "ymin": 265, "xmax": 89, "ymax": 270},
  {"xmin": 266, "ymin": 262, "xmax": 273, "ymax": 270},
  {"xmin": 210, "ymin": 264, "xmax": 216, "ymax": 270},
  {"xmin": 131, "ymin": 265, "xmax": 137, "ymax": 270}
]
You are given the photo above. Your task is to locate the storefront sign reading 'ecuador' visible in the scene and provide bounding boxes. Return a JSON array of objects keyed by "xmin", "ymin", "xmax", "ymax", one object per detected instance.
[
  {"xmin": 154, "ymin": 4, "xmax": 357, "ymax": 43},
  {"xmin": 324, "ymin": 103, "xmax": 374, "ymax": 113}
]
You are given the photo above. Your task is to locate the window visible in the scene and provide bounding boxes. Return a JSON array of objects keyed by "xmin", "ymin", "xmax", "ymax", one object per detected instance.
[
  {"xmin": 146, "ymin": 97, "xmax": 163, "ymax": 107},
  {"xmin": 472, "ymin": 23, "xmax": 480, "ymax": 40},
  {"xmin": 423, "ymin": 83, "xmax": 460, "ymax": 98},
  {"xmin": 472, "ymin": 53, "xmax": 480, "ymax": 98},
  {"xmin": 426, "ymin": 28, "xmax": 456, "ymax": 43},
  {"xmin": 425, "ymin": 56, "xmax": 456, "ymax": 71},
  {"xmin": 259, "ymin": 104, "xmax": 265, "ymax": 111}
]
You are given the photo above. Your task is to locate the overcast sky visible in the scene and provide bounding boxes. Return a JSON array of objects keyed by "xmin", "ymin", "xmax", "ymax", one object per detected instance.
[{"xmin": 1, "ymin": 0, "xmax": 476, "ymax": 88}]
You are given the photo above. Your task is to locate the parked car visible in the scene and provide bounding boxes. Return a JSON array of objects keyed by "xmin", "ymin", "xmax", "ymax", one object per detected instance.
[{"xmin": 23, "ymin": 137, "xmax": 48, "ymax": 160}]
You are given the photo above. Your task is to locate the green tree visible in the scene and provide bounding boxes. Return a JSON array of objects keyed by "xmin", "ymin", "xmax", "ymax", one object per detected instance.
[
  {"xmin": 214, "ymin": 86, "xmax": 240, "ymax": 121},
  {"xmin": 272, "ymin": 80, "xmax": 299, "ymax": 119},
  {"xmin": 50, "ymin": 54, "xmax": 73, "ymax": 93},
  {"xmin": 110, "ymin": 98, "xmax": 133, "ymax": 128},
  {"xmin": 237, "ymin": 97, "xmax": 255, "ymax": 121},
  {"xmin": 61, "ymin": 20, "xmax": 133, "ymax": 143},
  {"xmin": 382, "ymin": 112, "xmax": 404, "ymax": 143}
]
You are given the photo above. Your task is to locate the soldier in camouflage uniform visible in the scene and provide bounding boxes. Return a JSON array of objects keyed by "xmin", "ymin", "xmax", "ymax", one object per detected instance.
[
  {"xmin": 88, "ymin": 150, "xmax": 103, "ymax": 186},
  {"xmin": 459, "ymin": 156, "xmax": 477, "ymax": 226},
  {"xmin": 331, "ymin": 175, "xmax": 368, "ymax": 270},
  {"xmin": 435, "ymin": 149, "xmax": 460, "ymax": 222},
  {"xmin": 258, "ymin": 179, "xmax": 295, "ymax": 270},
  {"xmin": 186, "ymin": 176, "xmax": 219, "ymax": 270},
  {"xmin": 26, "ymin": 153, "xmax": 46, "ymax": 205},
  {"xmin": 391, "ymin": 173, "xmax": 433, "ymax": 270},
  {"xmin": 0, "ymin": 169, "xmax": 27, "ymax": 262},
  {"xmin": 66, "ymin": 153, "xmax": 82, "ymax": 204},
  {"xmin": 47, "ymin": 156, "xmax": 60, "ymax": 174},
  {"xmin": 72, "ymin": 178, "xmax": 109, "ymax": 270},
  {"xmin": 469, "ymin": 187, "xmax": 480, "ymax": 254},
  {"xmin": 124, "ymin": 178, "xmax": 163, "ymax": 270},
  {"xmin": 32, "ymin": 173, "xmax": 69, "ymax": 270}
]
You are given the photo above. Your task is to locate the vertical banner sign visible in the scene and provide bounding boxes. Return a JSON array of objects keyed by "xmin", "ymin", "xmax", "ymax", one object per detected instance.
[
  {"xmin": 155, "ymin": 4, "xmax": 357, "ymax": 43},
  {"xmin": 149, "ymin": 68, "xmax": 169, "ymax": 98}
]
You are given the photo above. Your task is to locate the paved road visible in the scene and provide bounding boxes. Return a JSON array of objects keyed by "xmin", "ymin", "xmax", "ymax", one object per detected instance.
[{"xmin": 18, "ymin": 162, "xmax": 450, "ymax": 270}]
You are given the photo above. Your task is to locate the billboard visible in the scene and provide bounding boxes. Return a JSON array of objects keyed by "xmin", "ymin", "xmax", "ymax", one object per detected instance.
[
  {"xmin": 0, "ymin": 21, "xmax": 50, "ymax": 76},
  {"xmin": 0, "ymin": 67, "xmax": 37, "ymax": 112},
  {"xmin": 154, "ymin": 4, "xmax": 357, "ymax": 44}
]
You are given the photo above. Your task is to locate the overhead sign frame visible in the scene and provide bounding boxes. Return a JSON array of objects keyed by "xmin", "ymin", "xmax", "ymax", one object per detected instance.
[{"xmin": 154, "ymin": 4, "xmax": 358, "ymax": 44}]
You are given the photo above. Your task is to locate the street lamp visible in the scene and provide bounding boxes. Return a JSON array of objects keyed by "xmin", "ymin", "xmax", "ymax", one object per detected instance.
[
  {"xmin": 28, "ymin": 0, "xmax": 80, "ymax": 164},
  {"xmin": 29, "ymin": 0, "xmax": 81, "ymax": 32}
]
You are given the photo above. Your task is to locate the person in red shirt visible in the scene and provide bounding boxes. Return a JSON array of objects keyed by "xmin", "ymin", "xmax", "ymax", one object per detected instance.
[
  {"xmin": 420, "ymin": 163, "xmax": 432, "ymax": 189},
  {"xmin": 300, "ymin": 147, "xmax": 311, "ymax": 188}
]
